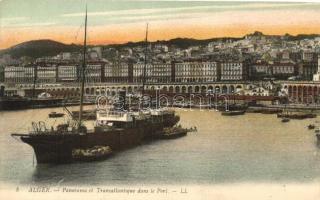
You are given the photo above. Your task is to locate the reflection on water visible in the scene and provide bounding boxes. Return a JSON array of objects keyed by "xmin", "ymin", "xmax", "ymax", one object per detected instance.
[{"xmin": 1, "ymin": 107, "xmax": 320, "ymax": 185}]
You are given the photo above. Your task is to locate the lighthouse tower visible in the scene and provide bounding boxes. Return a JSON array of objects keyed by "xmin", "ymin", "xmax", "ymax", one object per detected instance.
[{"xmin": 313, "ymin": 55, "xmax": 320, "ymax": 81}]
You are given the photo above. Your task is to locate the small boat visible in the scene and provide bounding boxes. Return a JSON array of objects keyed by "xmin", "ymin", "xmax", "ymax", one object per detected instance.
[
  {"xmin": 281, "ymin": 118, "xmax": 290, "ymax": 123},
  {"xmin": 307, "ymin": 124, "xmax": 315, "ymax": 130},
  {"xmin": 160, "ymin": 127, "xmax": 188, "ymax": 139},
  {"xmin": 277, "ymin": 113, "xmax": 317, "ymax": 119},
  {"xmin": 72, "ymin": 146, "xmax": 113, "ymax": 162},
  {"xmin": 48, "ymin": 112, "xmax": 65, "ymax": 118},
  {"xmin": 261, "ymin": 109, "xmax": 282, "ymax": 114},
  {"xmin": 221, "ymin": 110, "xmax": 246, "ymax": 116}
]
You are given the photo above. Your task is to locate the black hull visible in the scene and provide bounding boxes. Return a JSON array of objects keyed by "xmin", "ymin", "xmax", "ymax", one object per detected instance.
[
  {"xmin": 21, "ymin": 134, "xmax": 83, "ymax": 163},
  {"xmin": 277, "ymin": 113, "xmax": 317, "ymax": 119},
  {"xmin": 0, "ymin": 98, "xmax": 30, "ymax": 110},
  {"xmin": 31, "ymin": 98, "xmax": 64, "ymax": 109},
  {"xmin": 221, "ymin": 110, "xmax": 246, "ymax": 116},
  {"xmin": 48, "ymin": 113, "xmax": 65, "ymax": 118},
  {"xmin": 0, "ymin": 98, "xmax": 64, "ymax": 111},
  {"xmin": 16, "ymin": 116, "xmax": 180, "ymax": 164}
]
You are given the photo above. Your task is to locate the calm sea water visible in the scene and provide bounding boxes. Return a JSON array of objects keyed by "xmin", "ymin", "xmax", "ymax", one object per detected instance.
[{"xmin": 0, "ymin": 107, "xmax": 320, "ymax": 186}]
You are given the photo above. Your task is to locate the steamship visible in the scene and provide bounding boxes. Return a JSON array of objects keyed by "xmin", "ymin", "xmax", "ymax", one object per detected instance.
[{"xmin": 11, "ymin": 8, "xmax": 183, "ymax": 164}]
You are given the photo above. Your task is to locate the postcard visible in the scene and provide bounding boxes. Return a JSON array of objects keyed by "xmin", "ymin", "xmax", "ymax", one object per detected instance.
[{"xmin": 1, "ymin": 0, "xmax": 320, "ymax": 199}]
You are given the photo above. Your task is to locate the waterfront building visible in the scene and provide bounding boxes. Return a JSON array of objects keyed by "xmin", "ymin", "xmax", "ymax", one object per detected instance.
[
  {"xmin": 37, "ymin": 65, "xmax": 57, "ymax": 83},
  {"xmin": 57, "ymin": 64, "xmax": 78, "ymax": 82},
  {"xmin": 220, "ymin": 61, "xmax": 248, "ymax": 81},
  {"xmin": 85, "ymin": 62, "xmax": 104, "ymax": 83},
  {"xmin": 145, "ymin": 63, "xmax": 171, "ymax": 83},
  {"xmin": 133, "ymin": 63, "xmax": 148, "ymax": 83},
  {"xmin": 132, "ymin": 62, "xmax": 171, "ymax": 83},
  {"xmin": 4, "ymin": 65, "xmax": 35, "ymax": 83},
  {"xmin": 270, "ymin": 62, "xmax": 297, "ymax": 79},
  {"xmin": 284, "ymin": 82, "xmax": 320, "ymax": 103},
  {"xmin": 105, "ymin": 62, "xmax": 129, "ymax": 83},
  {"xmin": 174, "ymin": 61, "xmax": 219, "ymax": 83}
]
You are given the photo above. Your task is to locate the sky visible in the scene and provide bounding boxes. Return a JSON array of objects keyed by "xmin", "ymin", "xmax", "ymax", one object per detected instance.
[{"xmin": 1, "ymin": 0, "xmax": 320, "ymax": 49}]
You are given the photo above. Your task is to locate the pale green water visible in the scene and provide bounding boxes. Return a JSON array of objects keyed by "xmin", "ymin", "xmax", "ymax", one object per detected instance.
[{"xmin": 0, "ymin": 107, "xmax": 320, "ymax": 186}]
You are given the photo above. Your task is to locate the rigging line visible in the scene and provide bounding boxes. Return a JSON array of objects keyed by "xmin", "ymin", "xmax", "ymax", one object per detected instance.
[
  {"xmin": 142, "ymin": 23, "xmax": 149, "ymax": 95},
  {"xmin": 74, "ymin": 23, "xmax": 84, "ymax": 42},
  {"xmin": 78, "ymin": 4, "xmax": 88, "ymax": 129}
]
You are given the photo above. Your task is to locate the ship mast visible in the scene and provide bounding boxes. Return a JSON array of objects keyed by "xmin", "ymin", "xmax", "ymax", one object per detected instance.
[
  {"xmin": 78, "ymin": 5, "xmax": 87, "ymax": 130},
  {"xmin": 142, "ymin": 23, "xmax": 148, "ymax": 95}
]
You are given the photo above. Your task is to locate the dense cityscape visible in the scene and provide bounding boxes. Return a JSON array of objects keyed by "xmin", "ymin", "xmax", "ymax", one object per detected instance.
[{"xmin": 0, "ymin": 31, "xmax": 320, "ymax": 104}]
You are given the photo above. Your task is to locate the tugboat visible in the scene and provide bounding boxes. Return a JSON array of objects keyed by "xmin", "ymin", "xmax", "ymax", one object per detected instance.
[
  {"xmin": 221, "ymin": 110, "xmax": 246, "ymax": 116},
  {"xmin": 11, "ymin": 10, "xmax": 185, "ymax": 164}
]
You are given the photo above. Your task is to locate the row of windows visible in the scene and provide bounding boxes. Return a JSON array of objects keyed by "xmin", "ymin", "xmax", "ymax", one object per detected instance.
[
  {"xmin": 221, "ymin": 71, "xmax": 243, "ymax": 75},
  {"xmin": 176, "ymin": 71, "xmax": 217, "ymax": 75},
  {"xmin": 175, "ymin": 78, "xmax": 218, "ymax": 82},
  {"xmin": 221, "ymin": 76, "xmax": 244, "ymax": 80}
]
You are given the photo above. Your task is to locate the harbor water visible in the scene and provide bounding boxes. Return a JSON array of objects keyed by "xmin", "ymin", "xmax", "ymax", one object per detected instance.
[{"xmin": 1, "ymin": 106, "xmax": 320, "ymax": 186}]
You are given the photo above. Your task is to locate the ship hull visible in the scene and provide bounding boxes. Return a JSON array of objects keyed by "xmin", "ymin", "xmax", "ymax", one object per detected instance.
[
  {"xmin": 0, "ymin": 98, "xmax": 64, "ymax": 111},
  {"xmin": 0, "ymin": 98, "xmax": 30, "ymax": 110},
  {"xmin": 21, "ymin": 134, "xmax": 83, "ymax": 163},
  {"xmin": 16, "ymin": 115, "xmax": 180, "ymax": 164}
]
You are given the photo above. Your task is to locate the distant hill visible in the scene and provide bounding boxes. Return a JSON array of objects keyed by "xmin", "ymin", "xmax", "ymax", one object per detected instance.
[
  {"xmin": 0, "ymin": 40, "xmax": 81, "ymax": 59},
  {"xmin": 109, "ymin": 37, "xmax": 243, "ymax": 49},
  {"xmin": 1, "ymin": 32, "xmax": 320, "ymax": 59},
  {"xmin": 0, "ymin": 37, "xmax": 242, "ymax": 59},
  {"xmin": 287, "ymin": 34, "xmax": 320, "ymax": 41}
]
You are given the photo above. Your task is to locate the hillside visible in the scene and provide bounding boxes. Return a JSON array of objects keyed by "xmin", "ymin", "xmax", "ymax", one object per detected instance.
[
  {"xmin": 109, "ymin": 37, "xmax": 243, "ymax": 49},
  {"xmin": 0, "ymin": 40, "xmax": 81, "ymax": 59},
  {"xmin": 1, "ymin": 32, "xmax": 320, "ymax": 59}
]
